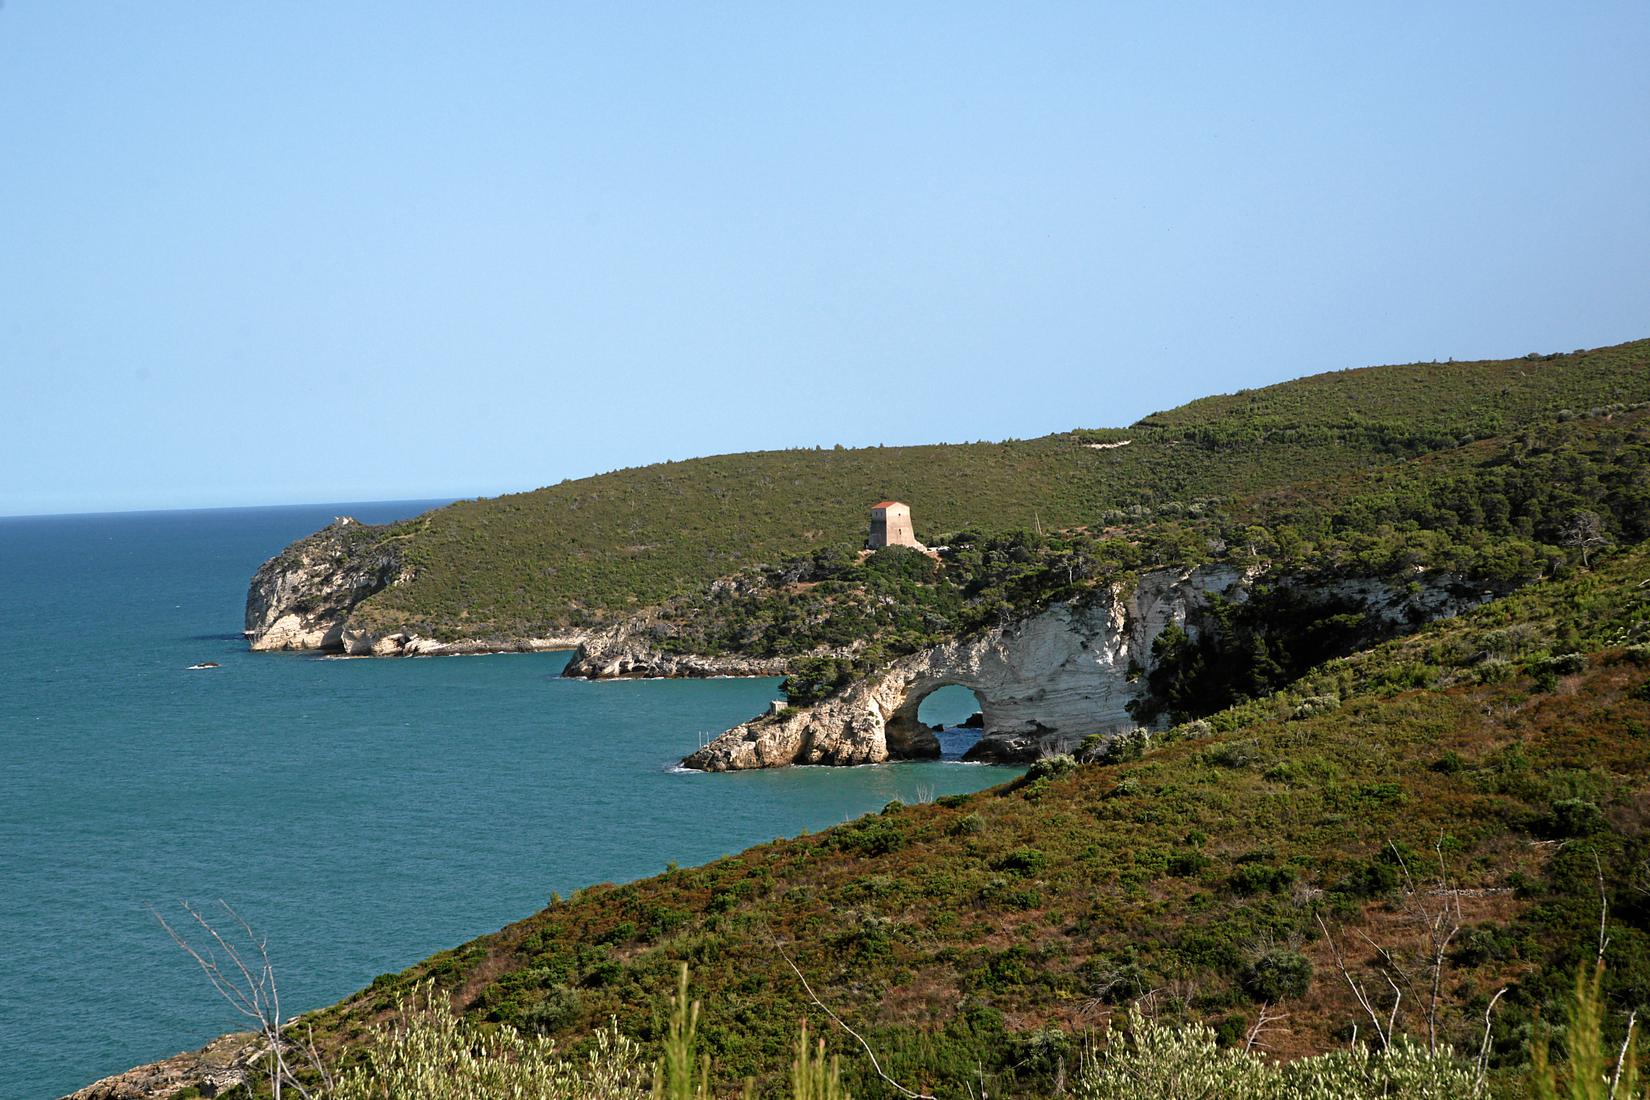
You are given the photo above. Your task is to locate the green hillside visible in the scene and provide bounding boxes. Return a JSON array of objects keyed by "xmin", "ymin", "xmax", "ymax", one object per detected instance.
[
  {"xmin": 323, "ymin": 340, "xmax": 1649, "ymax": 640},
  {"xmin": 298, "ymin": 545, "xmax": 1650, "ymax": 1098},
  {"xmin": 613, "ymin": 407, "xmax": 1649, "ymax": 698}
]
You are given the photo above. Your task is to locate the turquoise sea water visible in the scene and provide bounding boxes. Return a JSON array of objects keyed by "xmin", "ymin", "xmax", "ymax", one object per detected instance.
[{"xmin": 0, "ymin": 503, "xmax": 1013, "ymax": 1099}]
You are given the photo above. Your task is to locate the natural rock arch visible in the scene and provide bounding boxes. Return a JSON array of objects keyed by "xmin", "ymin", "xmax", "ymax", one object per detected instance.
[
  {"xmin": 683, "ymin": 565, "xmax": 1252, "ymax": 770},
  {"xmin": 885, "ymin": 678, "xmax": 991, "ymax": 754},
  {"xmin": 678, "ymin": 562, "xmax": 1499, "ymax": 772}
]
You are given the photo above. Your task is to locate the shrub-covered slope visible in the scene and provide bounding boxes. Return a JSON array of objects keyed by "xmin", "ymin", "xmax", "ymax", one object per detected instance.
[
  {"xmin": 285, "ymin": 341, "xmax": 1647, "ymax": 641},
  {"xmin": 301, "ymin": 544, "xmax": 1650, "ymax": 1098},
  {"xmin": 595, "ymin": 407, "xmax": 1649, "ymax": 692}
]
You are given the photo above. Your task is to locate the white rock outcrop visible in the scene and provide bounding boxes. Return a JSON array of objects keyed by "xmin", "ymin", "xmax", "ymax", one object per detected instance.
[
  {"xmin": 682, "ymin": 565, "xmax": 1497, "ymax": 771},
  {"xmin": 245, "ymin": 518, "xmax": 409, "ymax": 651},
  {"xmin": 245, "ymin": 518, "xmax": 586, "ymax": 657},
  {"xmin": 683, "ymin": 564, "xmax": 1251, "ymax": 770},
  {"xmin": 561, "ymin": 615, "xmax": 803, "ymax": 679},
  {"xmin": 336, "ymin": 625, "xmax": 585, "ymax": 658}
]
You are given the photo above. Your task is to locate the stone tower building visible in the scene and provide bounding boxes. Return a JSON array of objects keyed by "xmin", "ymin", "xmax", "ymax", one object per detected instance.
[{"xmin": 868, "ymin": 501, "xmax": 919, "ymax": 550}]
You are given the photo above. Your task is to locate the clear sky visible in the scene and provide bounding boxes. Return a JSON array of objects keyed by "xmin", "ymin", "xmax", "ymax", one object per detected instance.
[{"xmin": 2, "ymin": 3, "xmax": 1646, "ymax": 516}]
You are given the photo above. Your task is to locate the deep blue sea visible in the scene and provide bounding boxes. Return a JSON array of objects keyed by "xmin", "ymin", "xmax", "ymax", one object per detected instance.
[{"xmin": 0, "ymin": 502, "xmax": 1012, "ymax": 1099}]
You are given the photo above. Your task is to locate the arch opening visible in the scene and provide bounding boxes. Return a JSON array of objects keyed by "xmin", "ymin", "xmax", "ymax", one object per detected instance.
[{"xmin": 911, "ymin": 683, "xmax": 986, "ymax": 760}]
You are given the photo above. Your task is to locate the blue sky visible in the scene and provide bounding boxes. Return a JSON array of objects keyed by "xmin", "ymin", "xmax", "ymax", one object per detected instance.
[{"xmin": 2, "ymin": 3, "xmax": 1646, "ymax": 515}]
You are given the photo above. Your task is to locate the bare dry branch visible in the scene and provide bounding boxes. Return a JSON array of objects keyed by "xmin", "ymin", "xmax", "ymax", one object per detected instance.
[
  {"xmin": 1597, "ymin": 852, "xmax": 1613, "ymax": 963},
  {"xmin": 1612, "ymin": 1010, "xmax": 1638, "ymax": 1099},
  {"xmin": 1316, "ymin": 913, "xmax": 1392, "ymax": 1051},
  {"xmin": 1243, "ymin": 1003, "xmax": 1290, "ymax": 1054},
  {"xmin": 151, "ymin": 900, "xmax": 319, "ymax": 1100},
  {"xmin": 770, "ymin": 931, "xmax": 936, "ymax": 1100},
  {"xmin": 1475, "ymin": 987, "xmax": 1507, "ymax": 1092}
]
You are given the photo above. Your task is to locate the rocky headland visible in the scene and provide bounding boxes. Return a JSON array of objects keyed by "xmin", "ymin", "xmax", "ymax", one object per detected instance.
[{"xmin": 244, "ymin": 517, "xmax": 585, "ymax": 657}]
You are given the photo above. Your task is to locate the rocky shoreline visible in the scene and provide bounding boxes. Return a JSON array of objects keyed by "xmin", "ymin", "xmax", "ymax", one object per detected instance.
[
  {"xmin": 244, "ymin": 518, "xmax": 1501, "ymax": 777},
  {"xmin": 61, "ymin": 1032, "xmax": 263, "ymax": 1100}
]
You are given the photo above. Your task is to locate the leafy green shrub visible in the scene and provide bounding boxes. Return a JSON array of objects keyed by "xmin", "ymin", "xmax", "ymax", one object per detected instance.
[
  {"xmin": 982, "ymin": 880, "xmax": 1043, "ymax": 911},
  {"xmin": 834, "ymin": 818, "xmax": 906, "ymax": 856},
  {"xmin": 518, "ymin": 984, "xmax": 583, "ymax": 1033},
  {"xmin": 780, "ymin": 657, "xmax": 860, "ymax": 707},
  {"xmin": 1075, "ymin": 1007, "xmax": 1482, "ymax": 1099},
  {"xmin": 1087, "ymin": 730, "xmax": 1152, "ymax": 764},
  {"xmin": 1166, "ymin": 849, "xmax": 1211, "ymax": 877},
  {"xmin": 1542, "ymin": 798, "xmax": 1606, "ymax": 838},
  {"xmin": 993, "ymin": 848, "xmax": 1049, "ymax": 874},
  {"xmin": 790, "ymin": 1019, "xmax": 851, "ymax": 1100},
  {"xmin": 597, "ymin": 921, "xmax": 636, "ymax": 945},
  {"xmin": 1228, "ymin": 863, "xmax": 1295, "ymax": 896},
  {"xmin": 1291, "ymin": 694, "xmax": 1341, "ymax": 719},
  {"xmin": 1242, "ymin": 949, "xmax": 1312, "ymax": 1002},
  {"xmin": 1430, "ymin": 751, "xmax": 1466, "ymax": 774},
  {"xmin": 331, "ymin": 980, "xmax": 646, "ymax": 1100},
  {"xmin": 1207, "ymin": 740, "xmax": 1261, "ymax": 769},
  {"xmin": 1529, "ymin": 961, "xmax": 1647, "ymax": 1100},
  {"xmin": 1542, "ymin": 652, "xmax": 1588, "ymax": 676},
  {"xmin": 1025, "ymin": 754, "xmax": 1078, "ymax": 782}
]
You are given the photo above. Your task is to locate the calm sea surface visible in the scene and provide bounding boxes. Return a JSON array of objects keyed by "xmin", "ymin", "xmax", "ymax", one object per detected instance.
[{"xmin": 0, "ymin": 503, "xmax": 1012, "ymax": 1099}]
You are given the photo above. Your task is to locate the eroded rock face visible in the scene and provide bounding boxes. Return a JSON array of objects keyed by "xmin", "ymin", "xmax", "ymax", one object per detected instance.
[
  {"xmin": 562, "ymin": 617, "xmax": 794, "ymax": 679},
  {"xmin": 245, "ymin": 518, "xmax": 586, "ymax": 657},
  {"xmin": 683, "ymin": 564, "xmax": 1246, "ymax": 771},
  {"xmin": 245, "ymin": 517, "xmax": 407, "ymax": 651},
  {"xmin": 335, "ymin": 625, "xmax": 585, "ymax": 658},
  {"xmin": 683, "ymin": 565, "xmax": 1495, "ymax": 771}
]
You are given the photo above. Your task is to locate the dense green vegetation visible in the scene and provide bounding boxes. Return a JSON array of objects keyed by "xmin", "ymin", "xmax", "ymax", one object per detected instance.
[
  {"xmin": 282, "ymin": 545, "xmax": 1650, "ymax": 1097},
  {"xmin": 607, "ymin": 408, "xmax": 1650, "ymax": 718},
  {"xmin": 316, "ymin": 341, "xmax": 1649, "ymax": 641}
]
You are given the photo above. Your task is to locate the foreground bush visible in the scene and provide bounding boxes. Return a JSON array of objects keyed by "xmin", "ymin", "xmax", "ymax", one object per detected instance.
[
  {"xmin": 1074, "ymin": 1007, "xmax": 1482, "ymax": 1100},
  {"xmin": 329, "ymin": 965, "xmax": 851, "ymax": 1100},
  {"xmin": 330, "ymin": 982, "xmax": 647, "ymax": 1100}
]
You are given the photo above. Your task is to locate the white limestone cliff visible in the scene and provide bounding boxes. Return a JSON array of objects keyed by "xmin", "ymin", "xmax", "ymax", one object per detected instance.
[
  {"xmin": 245, "ymin": 518, "xmax": 584, "ymax": 657},
  {"xmin": 244, "ymin": 518, "xmax": 409, "ymax": 651},
  {"xmin": 681, "ymin": 565, "xmax": 1494, "ymax": 771}
]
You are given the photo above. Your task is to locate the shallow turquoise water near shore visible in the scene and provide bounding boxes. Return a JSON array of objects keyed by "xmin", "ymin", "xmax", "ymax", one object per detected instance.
[{"xmin": 0, "ymin": 503, "xmax": 1014, "ymax": 1099}]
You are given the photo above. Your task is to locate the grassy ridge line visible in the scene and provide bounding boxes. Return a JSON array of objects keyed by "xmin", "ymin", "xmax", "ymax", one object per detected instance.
[
  {"xmin": 598, "ymin": 411, "xmax": 1650, "ymax": 678},
  {"xmin": 302, "ymin": 545, "xmax": 1650, "ymax": 1098},
  {"xmin": 338, "ymin": 341, "xmax": 1649, "ymax": 640},
  {"xmin": 1137, "ymin": 340, "xmax": 1649, "ymax": 435}
]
